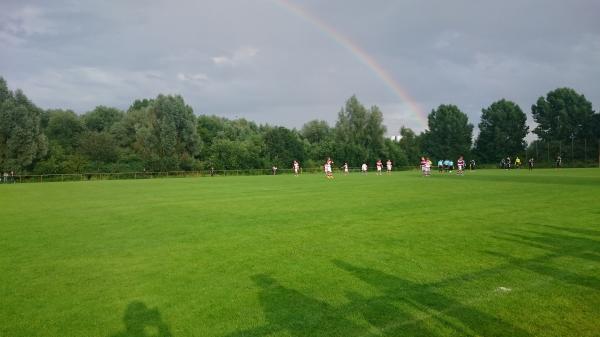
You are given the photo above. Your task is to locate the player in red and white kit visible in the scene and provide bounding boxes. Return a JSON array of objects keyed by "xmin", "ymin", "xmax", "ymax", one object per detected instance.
[
  {"xmin": 425, "ymin": 157, "xmax": 432, "ymax": 176},
  {"xmin": 292, "ymin": 160, "xmax": 300, "ymax": 176},
  {"xmin": 324, "ymin": 157, "xmax": 334, "ymax": 179},
  {"xmin": 457, "ymin": 156, "xmax": 465, "ymax": 175},
  {"xmin": 376, "ymin": 159, "xmax": 383, "ymax": 176},
  {"xmin": 420, "ymin": 157, "xmax": 427, "ymax": 176},
  {"xmin": 386, "ymin": 159, "xmax": 392, "ymax": 174}
]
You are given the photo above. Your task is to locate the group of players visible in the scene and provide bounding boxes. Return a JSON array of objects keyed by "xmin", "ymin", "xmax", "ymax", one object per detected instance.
[
  {"xmin": 500, "ymin": 156, "xmax": 538, "ymax": 170},
  {"xmin": 420, "ymin": 156, "xmax": 469, "ymax": 176},
  {"xmin": 291, "ymin": 158, "xmax": 394, "ymax": 179},
  {"xmin": 290, "ymin": 153, "xmax": 548, "ymax": 179},
  {"xmin": 292, "ymin": 157, "xmax": 475, "ymax": 178}
]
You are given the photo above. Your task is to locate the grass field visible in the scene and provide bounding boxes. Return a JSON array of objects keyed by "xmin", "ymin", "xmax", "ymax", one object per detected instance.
[{"xmin": 1, "ymin": 169, "xmax": 599, "ymax": 337}]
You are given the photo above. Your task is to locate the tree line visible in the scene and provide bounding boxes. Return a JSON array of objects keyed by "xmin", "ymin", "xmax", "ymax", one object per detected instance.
[{"xmin": 0, "ymin": 76, "xmax": 598, "ymax": 174}]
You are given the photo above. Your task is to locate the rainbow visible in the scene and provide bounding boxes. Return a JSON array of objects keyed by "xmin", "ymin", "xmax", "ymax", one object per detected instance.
[{"xmin": 272, "ymin": 0, "xmax": 428, "ymax": 129}]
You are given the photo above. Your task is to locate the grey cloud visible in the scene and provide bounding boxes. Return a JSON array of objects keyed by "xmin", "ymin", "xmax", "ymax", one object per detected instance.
[{"xmin": 1, "ymin": 0, "xmax": 598, "ymax": 135}]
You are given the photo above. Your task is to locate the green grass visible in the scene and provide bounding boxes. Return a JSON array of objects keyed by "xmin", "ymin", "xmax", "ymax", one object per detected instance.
[{"xmin": 1, "ymin": 169, "xmax": 599, "ymax": 337}]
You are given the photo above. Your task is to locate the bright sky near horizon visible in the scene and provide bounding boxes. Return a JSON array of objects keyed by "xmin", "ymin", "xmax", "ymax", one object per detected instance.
[{"xmin": 1, "ymin": 0, "xmax": 599, "ymax": 136}]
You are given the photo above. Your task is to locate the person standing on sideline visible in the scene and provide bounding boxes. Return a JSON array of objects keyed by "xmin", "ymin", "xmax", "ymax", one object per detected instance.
[
  {"xmin": 528, "ymin": 158, "xmax": 534, "ymax": 171},
  {"xmin": 361, "ymin": 163, "xmax": 368, "ymax": 175},
  {"xmin": 386, "ymin": 159, "xmax": 392, "ymax": 174}
]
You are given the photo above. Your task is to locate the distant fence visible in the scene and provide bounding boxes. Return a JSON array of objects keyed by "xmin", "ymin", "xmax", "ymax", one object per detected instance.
[
  {"xmin": 0, "ymin": 164, "xmax": 597, "ymax": 185},
  {"xmin": 0, "ymin": 166, "xmax": 418, "ymax": 184}
]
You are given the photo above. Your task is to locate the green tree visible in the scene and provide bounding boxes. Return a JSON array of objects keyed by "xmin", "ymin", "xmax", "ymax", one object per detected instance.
[
  {"xmin": 0, "ymin": 77, "xmax": 10, "ymax": 103},
  {"xmin": 45, "ymin": 109, "xmax": 85, "ymax": 152},
  {"xmin": 422, "ymin": 104, "xmax": 473, "ymax": 161},
  {"xmin": 262, "ymin": 126, "xmax": 305, "ymax": 168},
  {"xmin": 398, "ymin": 126, "xmax": 422, "ymax": 164},
  {"xmin": 119, "ymin": 95, "xmax": 200, "ymax": 171},
  {"xmin": 301, "ymin": 120, "xmax": 334, "ymax": 164},
  {"xmin": 128, "ymin": 98, "xmax": 154, "ymax": 112},
  {"xmin": 382, "ymin": 139, "xmax": 408, "ymax": 167},
  {"xmin": 208, "ymin": 138, "xmax": 262, "ymax": 170},
  {"xmin": 82, "ymin": 106, "xmax": 124, "ymax": 132},
  {"xmin": 532, "ymin": 88, "xmax": 594, "ymax": 144},
  {"xmin": 334, "ymin": 96, "xmax": 386, "ymax": 165},
  {"xmin": 593, "ymin": 114, "xmax": 600, "ymax": 164},
  {"xmin": 78, "ymin": 131, "xmax": 119, "ymax": 163},
  {"xmin": 301, "ymin": 120, "xmax": 332, "ymax": 144},
  {"xmin": 474, "ymin": 99, "xmax": 529, "ymax": 163},
  {"xmin": 0, "ymin": 79, "xmax": 48, "ymax": 172}
]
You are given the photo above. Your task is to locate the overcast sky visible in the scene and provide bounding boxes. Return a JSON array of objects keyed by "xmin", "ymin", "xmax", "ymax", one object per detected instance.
[{"xmin": 1, "ymin": 0, "xmax": 599, "ymax": 136}]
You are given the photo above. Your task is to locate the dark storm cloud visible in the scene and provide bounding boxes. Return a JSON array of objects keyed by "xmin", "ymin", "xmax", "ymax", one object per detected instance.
[{"xmin": 1, "ymin": 0, "xmax": 598, "ymax": 135}]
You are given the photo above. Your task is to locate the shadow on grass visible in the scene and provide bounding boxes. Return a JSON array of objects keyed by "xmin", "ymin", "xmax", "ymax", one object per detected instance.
[
  {"xmin": 334, "ymin": 260, "xmax": 533, "ymax": 337},
  {"xmin": 225, "ymin": 224, "xmax": 597, "ymax": 336},
  {"xmin": 226, "ymin": 266, "xmax": 532, "ymax": 337},
  {"xmin": 224, "ymin": 274, "xmax": 371, "ymax": 337},
  {"xmin": 488, "ymin": 225, "xmax": 600, "ymax": 291},
  {"xmin": 111, "ymin": 301, "xmax": 172, "ymax": 337},
  {"xmin": 540, "ymin": 224, "xmax": 600, "ymax": 237}
]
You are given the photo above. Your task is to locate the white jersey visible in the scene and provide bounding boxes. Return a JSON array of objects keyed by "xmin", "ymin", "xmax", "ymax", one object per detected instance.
[
  {"xmin": 325, "ymin": 164, "xmax": 332, "ymax": 173},
  {"xmin": 361, "ymin": 164, "xmax": 367, "ymax": 171}
]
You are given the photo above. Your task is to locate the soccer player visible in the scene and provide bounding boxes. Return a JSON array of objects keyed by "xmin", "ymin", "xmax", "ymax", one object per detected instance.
[
  {"xmin": 292, "ymin": 160, "xmax": 300, "ymax": 176},
  {"xmin": 386, "ymin": 159, "xmax": 392, "ymax": 174},
  {"xmin": 528, "ymin": 158, "xmax": 534, "ymax": 171},
  {"xmin": 325, "ymin": 157, "xmax": 334, "ymax": 179},
  {"xmin": 420, "ymin": 157, "xmax": 427, "ymax": 176},
  {"xmin": 505, "ymin": 156, "xmax": 511, "ymax": 170},
  {"xmin": 469, "ymin": 159, "xmax": 476, "ymax": 170},
  {"xmin": 457, "ymin": 156, "xmax": 465, "ymax": 175},
  {"xmin": 361, "ymin": 163, "xmax": 368, "ymax": 175},
  {"xmin": 448, "ymin": 159, "xmax": 454, "ymax": 173},
  {"xmin": 515, "ymin": 156, "xmax": 522, "ymax": 169},
  {"xmin": 443, "ymin": 159, "xmax": 450, "ymax": 173},
  {"xmin": 555, "ymin": 155, "xmax": 562, "ymax": 169},
  {"xmin": 438, "ymin": 159, "xmax": 444, "ymax": 173},
  {"xmin": 376, "ymin": 159, "xmax": 383, "ymax": 176},
  {"xmin": 425, "ymin": 157, "xmax": 432, "ymax": 176},
  {"xmin": 343, "ymin": 162, "xmax": 349, "ymax": 175}
]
